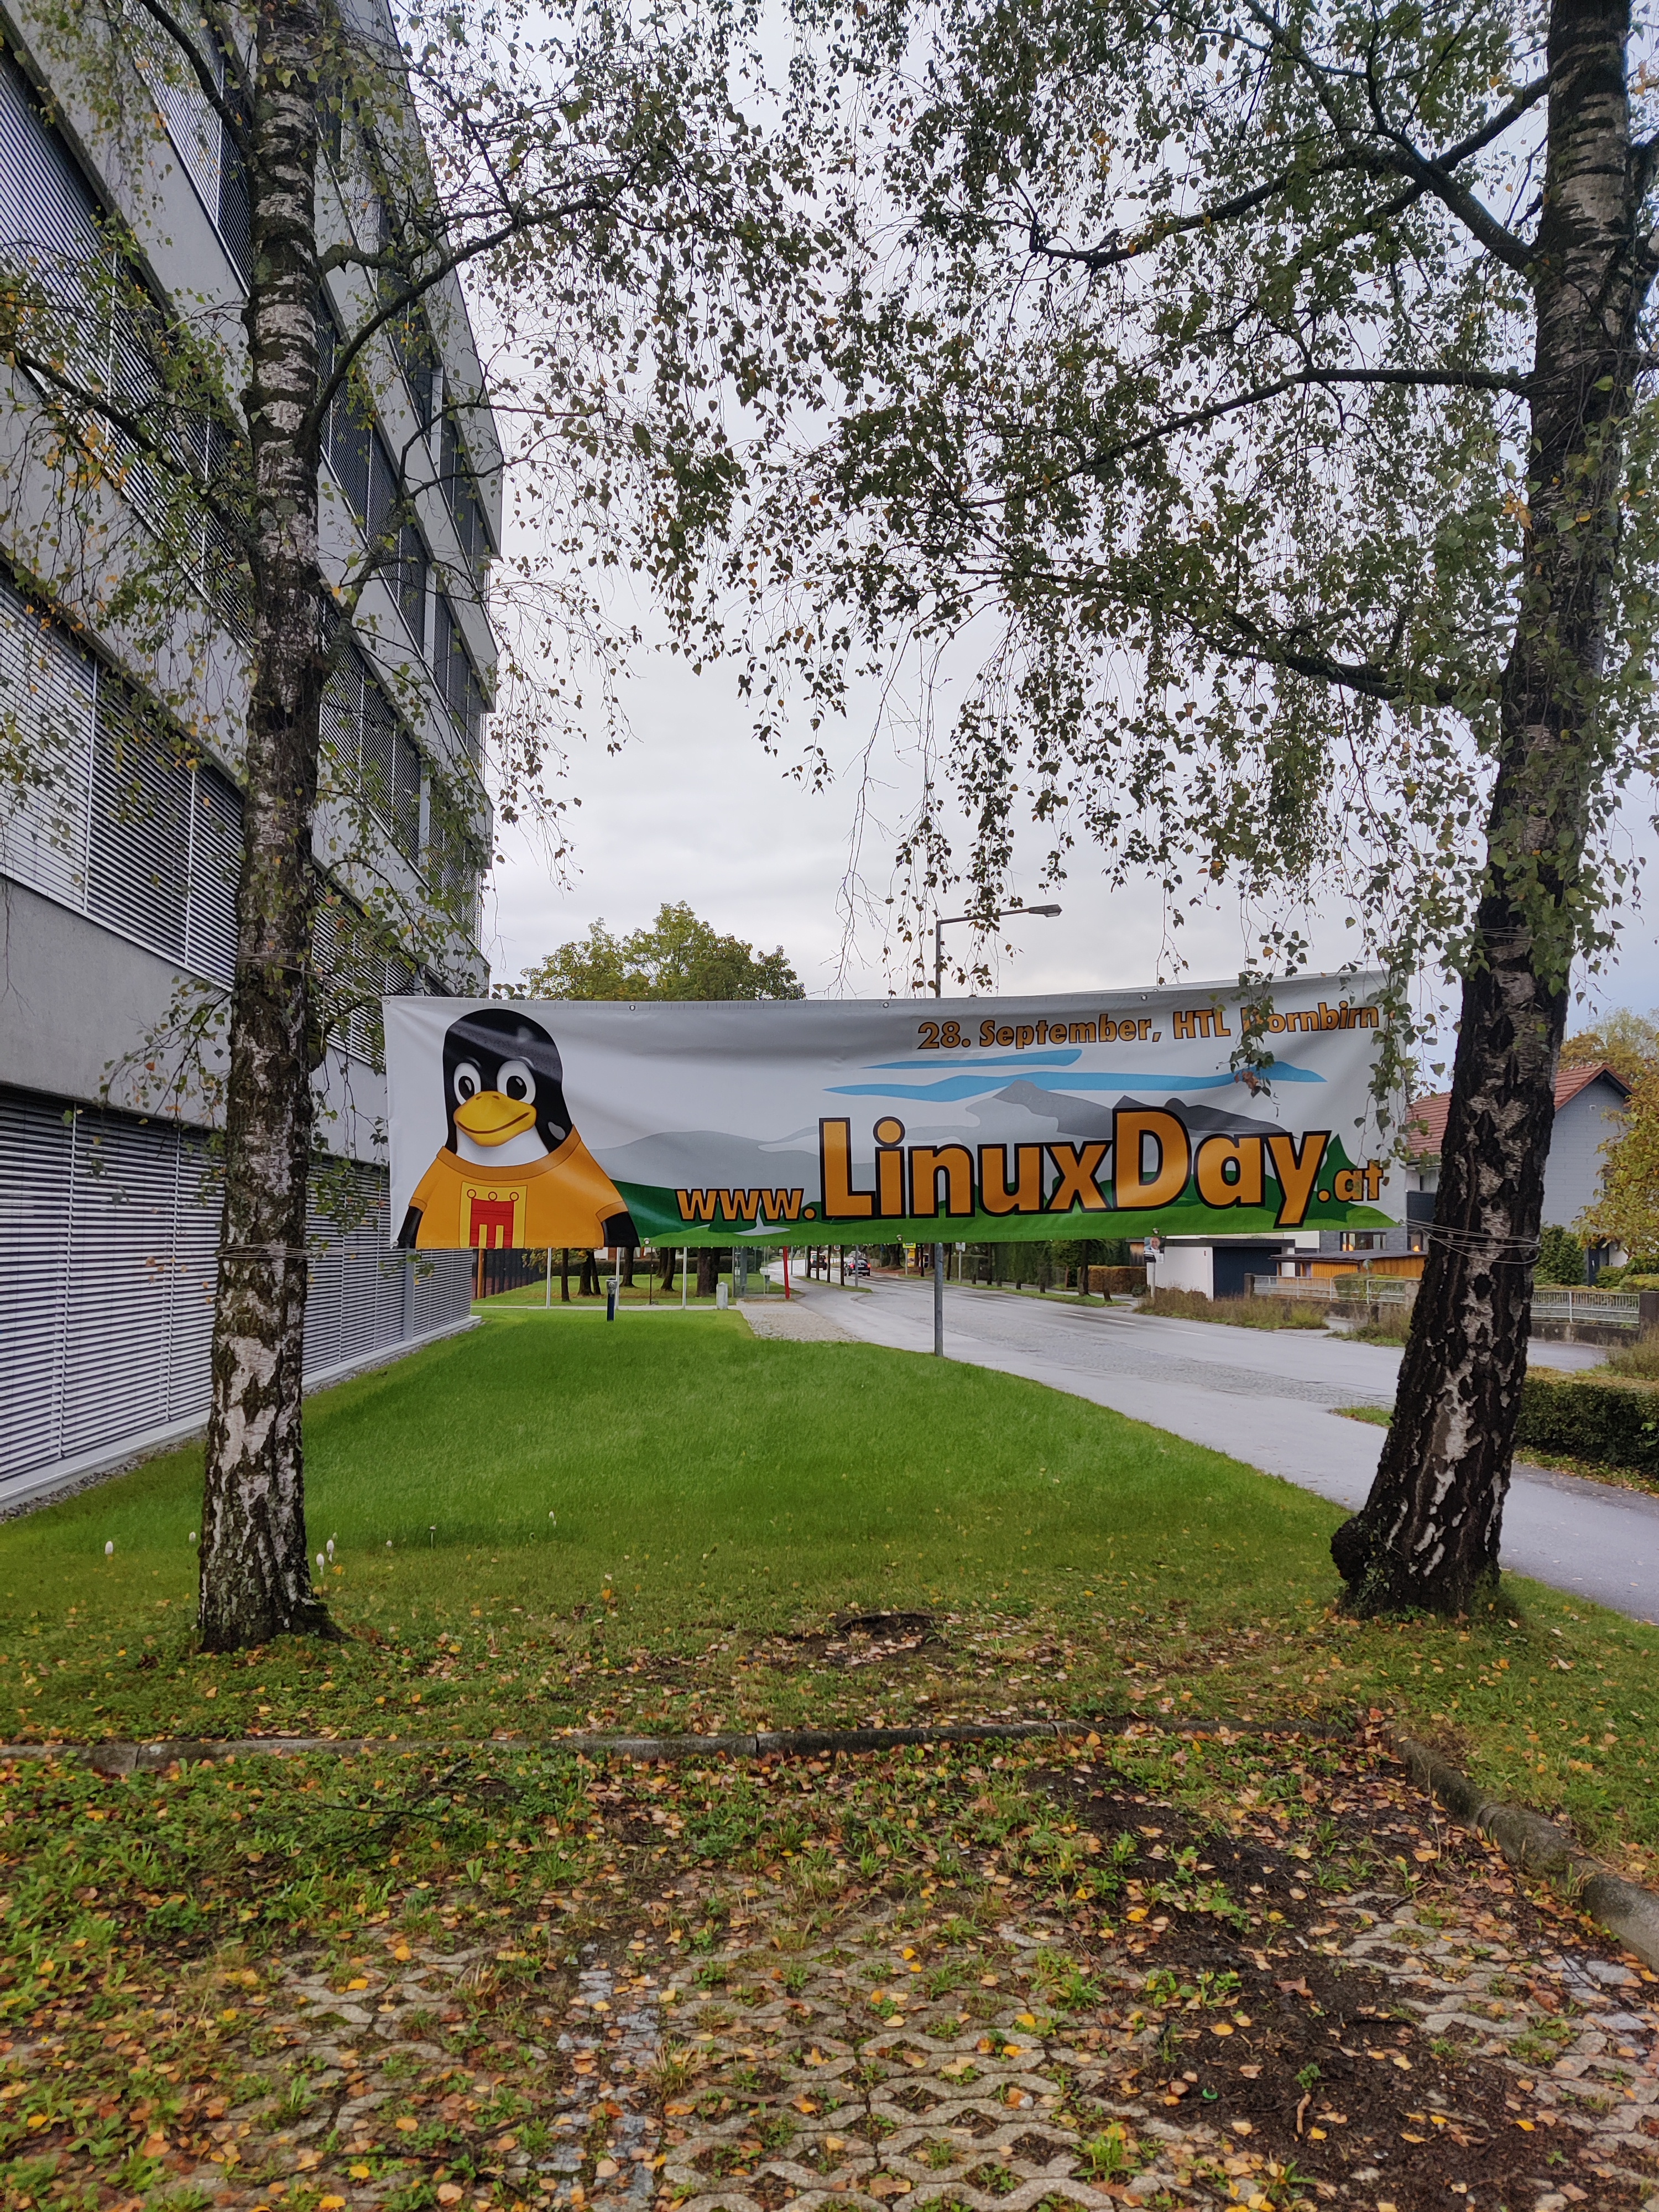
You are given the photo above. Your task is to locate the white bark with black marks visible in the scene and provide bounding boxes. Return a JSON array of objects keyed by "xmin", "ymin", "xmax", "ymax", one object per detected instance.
[
  {"xmin": 199, "ymin": 0, "xmax": 334, "ymax": 1651},
  {"xmin": 1333, "ymin": 0, "xmax": 1655, "ymax": 1613}
]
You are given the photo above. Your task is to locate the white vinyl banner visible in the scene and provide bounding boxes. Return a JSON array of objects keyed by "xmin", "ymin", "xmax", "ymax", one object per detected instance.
[{"xmin": 384, "ymin": 974, "xmax": 1396, "ymax": 1251}]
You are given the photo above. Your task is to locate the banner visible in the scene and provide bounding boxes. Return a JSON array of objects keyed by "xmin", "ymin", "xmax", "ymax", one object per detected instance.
[{"xmin": 383, "ymin": 974, "xmax": 1397, "ymax": 1251}]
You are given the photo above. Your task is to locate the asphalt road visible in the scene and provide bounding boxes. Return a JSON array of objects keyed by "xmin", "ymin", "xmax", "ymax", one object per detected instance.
[{"xmin": 804, "ymin": 1277, "xmax": 1659, "ymax": 1624}]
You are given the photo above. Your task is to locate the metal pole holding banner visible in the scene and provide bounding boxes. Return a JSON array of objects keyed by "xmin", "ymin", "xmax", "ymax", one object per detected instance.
[
  {"xmin": 545, "ymin": 1248, "xmax": 552, "ymax": 1308},
  {"xmin": 934, "ymin": 1241, "xmax": 945, "ymax": 1356}
]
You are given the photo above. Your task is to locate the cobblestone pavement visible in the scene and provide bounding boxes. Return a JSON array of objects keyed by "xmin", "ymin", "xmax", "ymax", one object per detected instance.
[{"xmin": 116, "ymin": 1741, "xmax": 1659, "ymax": 2212}]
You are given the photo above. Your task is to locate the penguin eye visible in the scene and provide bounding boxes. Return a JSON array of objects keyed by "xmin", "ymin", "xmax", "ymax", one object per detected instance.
[
  {"xmin": 452, "ymin": 1061, "xmax": 482, "ymax": 1106},
  {"xmin": 498, "ymin": 1057, "xmax": 536, "ymax": 1105}
]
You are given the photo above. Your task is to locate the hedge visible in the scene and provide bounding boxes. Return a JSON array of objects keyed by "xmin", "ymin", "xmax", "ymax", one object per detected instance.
[{"xmin": 1516, "ymin": 1372, "xmax": 1659, "ymax": 1473}]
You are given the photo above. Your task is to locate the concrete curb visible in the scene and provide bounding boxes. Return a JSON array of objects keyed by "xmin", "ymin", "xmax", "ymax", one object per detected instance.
[
  {"xmin": 0, "ymin": 1711, "xmax": 1350, "ymax": 1775},
  {"xmin": 1397, "ymin": 1734, "xmax": 1659, "ymax": 1972}
]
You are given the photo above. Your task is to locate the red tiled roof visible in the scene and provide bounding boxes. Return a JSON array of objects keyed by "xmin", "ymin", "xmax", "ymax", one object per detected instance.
[
  {"xmin": 1554, "ymin": 1060, "xmax": 1631, "ymax": 1111},
  {"xmin": 1405, "ymin": 1092, "xmax": 1451, "ymax": 1157},
  {"xmin": 1405, "ymin": 1062, "xmax": 1631, "ymax": 1157}
]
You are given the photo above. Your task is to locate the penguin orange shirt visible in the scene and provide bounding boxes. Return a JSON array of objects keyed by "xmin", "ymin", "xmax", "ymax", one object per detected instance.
[{"xmin": 405, "ymin": 1130, "xmax": 630, "ymax": 1250}]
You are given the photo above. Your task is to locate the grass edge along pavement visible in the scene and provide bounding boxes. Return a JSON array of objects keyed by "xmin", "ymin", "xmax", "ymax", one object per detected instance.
[
  {"xmin": 4, "ymin": 1726, "xmax": 1658, "ymax": 2212},
  {"xmin": 1333, "ymin": 1402, "xmax": 1659, "ymax": 1501},
  {"xmin": 7, "ymin": 1711, "xmax": 1659, "ymax": 1971},
  {"xmin": 3, "ymin": 1310, "xmax": 1658, "ymax": 1885}
]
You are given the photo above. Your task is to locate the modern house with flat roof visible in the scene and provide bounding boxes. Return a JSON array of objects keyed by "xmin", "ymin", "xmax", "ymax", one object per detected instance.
[{"xmin": 1, "ymin": 1, "xmax": 493, "ymax": 1501}]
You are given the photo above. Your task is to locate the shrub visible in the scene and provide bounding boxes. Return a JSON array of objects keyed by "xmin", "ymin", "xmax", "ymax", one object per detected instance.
[
  {"xmin": 1603, "ymin": 1327, "xmax": 1659, "ymax": 1381},
  {"xmin": 1516, "ymin": 1369, "xmax": 1659, "ymax": 1471},
  {"xmin": 1536, "ymin": 1224, "xmax": 1588, "ymax": 1285},
  {"xmin": 1345, "ymin": 1315, "xmax": 1412, "ymax": 1346},
  {"xmin": 1137, "ymin": 1287, "xmax": 1328, "ymax": 1330}
]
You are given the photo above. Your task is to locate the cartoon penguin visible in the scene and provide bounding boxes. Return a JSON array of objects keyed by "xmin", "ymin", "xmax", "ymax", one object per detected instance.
[{"xmin": 396, "ymin": 1006, "xmax": 639, "ymax": 1252}]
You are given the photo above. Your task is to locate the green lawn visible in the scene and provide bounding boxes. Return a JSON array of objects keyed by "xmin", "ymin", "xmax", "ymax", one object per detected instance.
[{"xmin": 3, "ymin": 1312, "xmax": 1656, "ymax": 1875}]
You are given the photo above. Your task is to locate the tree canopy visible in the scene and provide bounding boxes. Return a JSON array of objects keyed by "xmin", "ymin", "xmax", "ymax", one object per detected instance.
[
  {"xmin": 1561, "ymin": 1009, "xmax": 1659, "ymax": 1086},
  {"xmin": 708, "ymin": 0, "xmax": 1659, "ymax": 1615},
  {"xmin": 714, "ymin": 0, "xmax": 1659, "ymax": 1036},
  {"xmin": 517, "ymin": 901, "xmax": 805, "ymax": 1000},
  {"xmin": 0, "ymin": 0, "xmax": 826, "ymax": 1646}
]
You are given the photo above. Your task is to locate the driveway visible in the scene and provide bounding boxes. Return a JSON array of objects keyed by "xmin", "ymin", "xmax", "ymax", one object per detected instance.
[{"xmin": 794, "ymin": 1277, "xmax": 1659, "ymax": 1623}]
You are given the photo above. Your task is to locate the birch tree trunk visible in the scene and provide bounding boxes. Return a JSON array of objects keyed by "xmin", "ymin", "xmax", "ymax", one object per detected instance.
[
  {"xmin": 1332, "ymin": 0, "xmax": 1651, "ymax": 1614},
  {"xmin": 198, "ymin": 0, "xmax": 333, "ymax": 1650}
]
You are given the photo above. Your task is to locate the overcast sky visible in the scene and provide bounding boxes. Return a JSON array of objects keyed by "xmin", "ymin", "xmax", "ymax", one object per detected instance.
[{"xmin": 482, "ymin": 603, "xmax": 1659, "ymax": 1058}]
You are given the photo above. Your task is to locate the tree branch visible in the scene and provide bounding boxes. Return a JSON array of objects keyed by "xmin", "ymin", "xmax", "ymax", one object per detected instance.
[
  {"xmin": 1031, "ymin": 150, "xmax": 1358, "ymax": 271},
  {"xmin": 1071, "ymin": 362, "xmax": 1528, "ymax": 479},
  {"xmin": 124, "ymin": 0, "xmax": 249, "ymax": 156},
  {"xmin": 307, "ymin": 187, "xmax": 617, "ymax": 442},
  {"xmin": 11, "ymin": 339, "xmax": 241, "ymax": 528},
  {"xmin": 1238, "ymin": 0, "xmax": 1536, "ymax": 274}
]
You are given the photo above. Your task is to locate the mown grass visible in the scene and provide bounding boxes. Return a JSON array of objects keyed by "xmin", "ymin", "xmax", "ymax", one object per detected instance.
[{"xmin": 3, "ymin": 1312, "xmax": 1656, "ymax": 1876}]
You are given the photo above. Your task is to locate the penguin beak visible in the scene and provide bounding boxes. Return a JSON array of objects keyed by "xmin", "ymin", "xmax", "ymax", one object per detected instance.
[{"xmin": 454, "ymin": 1090, "xmax": 538, "ymax": 1144}]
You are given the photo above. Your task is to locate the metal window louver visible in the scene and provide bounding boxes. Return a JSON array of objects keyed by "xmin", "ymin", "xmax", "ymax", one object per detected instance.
[
  {"xmin": 0, "ymin": 1084, "xmax": 472, "ymax": 1495},
  {"xmin": 0, "ymin": 568, "xmax": 96, "ymax": 907},
  {"xmin": 1, "ymin": 568, "xmax": 247, "ymax": 981},
  {"xmin": 88, "ymin": 687, "xmax": 192, "ymax": 965}
]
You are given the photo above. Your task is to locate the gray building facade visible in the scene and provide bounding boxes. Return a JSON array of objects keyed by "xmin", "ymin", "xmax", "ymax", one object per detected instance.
[{"xmin": 0, "ymin": 4, "xmax": 493, "ymax": 1501}]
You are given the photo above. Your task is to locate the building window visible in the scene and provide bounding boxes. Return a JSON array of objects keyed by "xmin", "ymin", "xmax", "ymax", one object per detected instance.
[
  {"xmin": 140, "ymin": 29, "xmax": 253, "ymax": 284},
  {"xmin": 440, "ymin": 415, "xmax": 494, "ymax": 575},
  {"xmin": 1408, "ymin": 1228, "xmax": 1426, "ymax": 1254},
  {"xmin": 383, "ymin": 290, "xmax": 439, "ymax": 429},
  {"xmin": 393, "ymin": 525, "xmax": 428, "ymax": 651},
  {"xmin": 321, "ymin": 646, "xmax": 423, "ymax": 865},
  {"xmin": 433, "ymin": 592, "xmax": 486, "ymax": 758},
  {"xmin": 1340, "ymin": 1232, "xmax": 1378, "ymax": 1253},
  {"xmin": 0, "ymin": 567, "xmax": 242, "ymax": 983}
]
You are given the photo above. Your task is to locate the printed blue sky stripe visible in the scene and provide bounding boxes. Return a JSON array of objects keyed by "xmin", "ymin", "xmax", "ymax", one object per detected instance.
[{"xmin": 826, "ymin": 1066, "xmax": 1326, "ymax": 1102}]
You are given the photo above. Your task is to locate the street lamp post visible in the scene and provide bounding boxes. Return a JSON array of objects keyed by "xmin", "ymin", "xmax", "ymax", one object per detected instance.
[
  {"xmin": 927, "ymin": 902, "xmax": 1062, "ymax": 1354},
  {"xmin": 933, "ymin": 904, "xmax": 1062, "ymax": 996}
]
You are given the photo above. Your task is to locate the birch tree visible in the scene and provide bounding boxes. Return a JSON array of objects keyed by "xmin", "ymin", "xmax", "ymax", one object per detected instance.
[
  {"xmin": 1, "ymin": 0, "xmax": 821, "ymax": 1646},
  {"xmin": 737, "ymin": 0, "xmax": 1659, "ymax": 1613}
]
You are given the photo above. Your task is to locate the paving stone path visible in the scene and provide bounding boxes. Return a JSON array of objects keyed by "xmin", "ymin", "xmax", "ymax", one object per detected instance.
[{"xmin": 129, "ymin": 1749, "xmax": 1659, "ymax": 2212}]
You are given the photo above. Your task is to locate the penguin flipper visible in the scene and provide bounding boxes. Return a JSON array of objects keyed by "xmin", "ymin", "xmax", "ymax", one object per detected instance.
[
  {"xmin": 600, "ymin": 1209, "xmax": 639, "ymax": 1249},
  {"xmin": 395, "ymin": 1205, "xmax": 422, "ymax": 1250}
]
